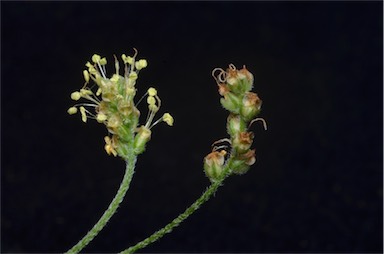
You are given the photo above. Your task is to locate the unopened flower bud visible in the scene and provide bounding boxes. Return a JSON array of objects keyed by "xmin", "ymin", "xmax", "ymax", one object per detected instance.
[
  {"xmin": 220, "ymin": 92, "xmax": 241, "ymax": 114},
  {"xmin": 107, "ymin": 114, "xmax": 122, "ymax": 130},
  {"xmin": 226, "ymin": 65, "xmax": 254, "ymax": 95},
  {"xmin": 134, "ymin": 126, "xmax": 152, "ymax": 155},
  {"xmin": 239, "ymin": 67, "xmax": 254, "ymax": 87},
  {"xmin": 231, "ymin": 149, "xmax": 256, "ymax": 175},
  {"xmin": 233, "ymin": 131, "xmax": 254, "ymax": 153},
  {"xmin": 240, "ymin": 92, "xmax": 262, "ymax": 122},
  {"xmin": 230, "ymin": 159, "xmax": 250, "ymax": 175},
  {"xmin": 204, "ymin": 150, "xmax": 227, "ymax": 182},
  {"xmin": 118, "ymin": 100, "xmax": 133, "ymax": 117},
  {"xmin": 227, "ymin": 114, "xmax": 246, "ymax": 137}
]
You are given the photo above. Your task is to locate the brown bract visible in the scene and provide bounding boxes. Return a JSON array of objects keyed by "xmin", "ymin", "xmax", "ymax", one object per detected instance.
[
  {"xmin": 240, "ymin": 149, "xmax": 256, "ymax": 166},
  {"xmin": 218, "ymin": 83, "xmax": 230, "ymax": 96},
  {"xmin": 239, "ymin": 66, "xmax": 254, "ymax": 83},
  {"xmin": 238, "ymin": 131, "xmax": 254, "ymax": 146},
  {"xmin": 243, "ymin": 92, "xmax": 262, "ymax": 108},
  {"xmin": 205, "ymin": 150, "xmax": 227, "ymax": 167}
]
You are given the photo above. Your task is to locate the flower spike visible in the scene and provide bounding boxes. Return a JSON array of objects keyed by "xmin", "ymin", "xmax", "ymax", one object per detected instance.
[{"xmin": 68, "ymin": 50, "xmax": 174, "ymax": 157}]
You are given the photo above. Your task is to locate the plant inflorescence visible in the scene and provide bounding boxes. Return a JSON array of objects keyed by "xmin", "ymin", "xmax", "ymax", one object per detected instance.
[{"xmin": 66, "ymin": 49, "xmax": 266, "ymax": 253}]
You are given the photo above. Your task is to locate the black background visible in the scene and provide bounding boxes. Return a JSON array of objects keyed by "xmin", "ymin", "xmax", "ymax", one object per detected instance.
[{"xmin": 1, "ymin": 1, "xmax": 383, "ymax": 253}]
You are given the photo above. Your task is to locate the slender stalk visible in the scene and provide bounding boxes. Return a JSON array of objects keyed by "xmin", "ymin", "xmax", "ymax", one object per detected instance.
[
  {"xmin": 66, "ymin": 151, "xmax": 137, "ymax": 254},
  {"xmin": 120, "ymin": 162, "xmax": 233, "ymax": 254}
]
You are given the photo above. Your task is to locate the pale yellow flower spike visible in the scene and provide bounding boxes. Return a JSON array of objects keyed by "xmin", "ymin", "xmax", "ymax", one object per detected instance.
[
  {"xmin": 80, "ymin": 106, "xmax": 87, "ymax": 123},
  {"xmin": 71, "ymin": 91, "xmax": 81, "ymax": 101},
  {"xmin": 163, "ymin": 113, "xmax": 174, "ymax": 126},
  {"xmin": 67, "ymin": 107, "xmax": 78, "ymax": 115},
  {"xmin": 148, "ymin": 87, "xmax": 157, "ymax": 96}
]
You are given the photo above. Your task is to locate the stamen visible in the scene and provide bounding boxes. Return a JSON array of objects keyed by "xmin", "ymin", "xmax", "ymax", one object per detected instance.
[
  {"xmin": 212, "ymin": 68, "xmax": 227, "ymax": 84},
  {"xmin": 211, "ymin": 138, "xmax": 232, "ymax": 148},
  {"xmin": 80, "ymin": 106, "xmax": 87, "ymax": 123},
  {"xmin": 229, "ymin": 64, "xmax": 237, "ymax": 70},
  {"xmin": 145, "ymin": 105, "xmax": 157, "ymax": 129},
  {"xmin": 136, "ymin": 91, "xmax": 148, "ymax": 106},
  {"xmin": 97, "ymin": 62, "xmax": 107, "ymax": 79},
  {"xmin": 150, "ymin": 113, "xmax": 174, "ymax": 128},
  {"xmin": 147, "ymin": 87, "xmax": 157, "ymax": 96},
  {"xmin": 71, "ymin": 91, "xmax": 81, "ymax": 101},
  {"xmin": 249, "ymin": 117, "xmax": 268, "ymax": 130},
  {"xmin": 83, "ymin": 70, "xmax": 90, "ymax": 83},
  {"xmin": 162, "ymin": 113, "xmax": 173, "ymax": 126},
  {"xmin": 73, "ymin": 103, "xmax": 98, "ymax": 108},
  {"xmin": 114, "ymin": 55, "xmax": 120, "ymax": 75},
  {"xmin": 67, "ymin": 107, "xmax": 78, "ymax": 115}
]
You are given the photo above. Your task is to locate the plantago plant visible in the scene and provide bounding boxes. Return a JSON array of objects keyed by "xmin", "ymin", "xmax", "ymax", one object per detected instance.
[{"xmin": 66, "ymin": 49, "xmax": 266, "ymax": 253}]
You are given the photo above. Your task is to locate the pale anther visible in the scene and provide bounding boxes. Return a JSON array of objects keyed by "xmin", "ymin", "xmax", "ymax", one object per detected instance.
[
  {"xmin": 148, "ymin": 87, "xmax": 157, "ymax": 96},
  {"xmin": 80, "ymin": 106, "xmax": 87, "ymax": 123},
  {"xmin": 71, "ymin": 91, "xmax": 81, "ymax": 101},
  {"xmin": 67, "ymin": 107, "xmax": 78, "ymax": 115}
]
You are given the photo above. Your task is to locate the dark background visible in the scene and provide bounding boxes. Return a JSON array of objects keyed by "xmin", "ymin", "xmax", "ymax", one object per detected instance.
[{"xmin": 1, "ymin": 1, "xmax": 383, "ymax": 253}]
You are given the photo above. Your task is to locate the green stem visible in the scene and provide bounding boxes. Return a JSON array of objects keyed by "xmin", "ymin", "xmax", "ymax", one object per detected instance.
[
  {"xmin": 120, "ymin": 163, "xmax": 232, "ymax": 254},
  {"xmin": 66, "ymin": 152, "xmax": 137, "ymax": 254}
]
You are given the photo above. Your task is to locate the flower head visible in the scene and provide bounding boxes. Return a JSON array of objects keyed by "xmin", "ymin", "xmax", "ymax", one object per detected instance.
[
  {"xmin": 68, "ymin": 49, "xmax": 173, "ymax": 157},
  {"xmin": 206, "ymin": 64, "xmax": 266, "ymax": 179}
]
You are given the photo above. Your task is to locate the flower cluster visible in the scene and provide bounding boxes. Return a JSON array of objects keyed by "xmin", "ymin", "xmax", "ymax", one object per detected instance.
[
  {"xmin": 67, "ymin": 49, "xmax": 173, "ymax": 159},
  {"xmin": 204, "ymin": 64, "xmax": 266, "ymax": 182}
]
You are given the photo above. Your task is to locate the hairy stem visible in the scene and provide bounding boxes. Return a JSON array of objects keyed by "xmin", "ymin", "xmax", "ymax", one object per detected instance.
[
  {"xmin": 120, "ymin": 162, "xmax": 232, "ymax": 254},
  {"xmin": 66, "ymin": 151, "xmax": 137, "ymax": 254}
]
